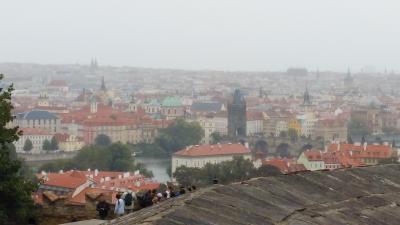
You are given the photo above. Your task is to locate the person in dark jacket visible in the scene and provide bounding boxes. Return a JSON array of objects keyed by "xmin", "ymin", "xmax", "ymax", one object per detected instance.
[{"xmin": 96, "ymin": 197, "xmax": 111, "ymax": 220}]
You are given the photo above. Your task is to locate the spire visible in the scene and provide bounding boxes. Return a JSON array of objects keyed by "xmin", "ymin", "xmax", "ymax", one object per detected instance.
[
  {"xmin": 233, "ymin": 89, "xmax": 244, "ymax": 104},
  {"xmin": 303, "ymin": 86, "xmax": 311, "ymax": 106},
  {"xmin": 130, "ymin": 94, "xmax": 135, "ymax": 103},
  {"xmin": 100, "ymin": 76, "xmax": 106, "ymax": 91}
]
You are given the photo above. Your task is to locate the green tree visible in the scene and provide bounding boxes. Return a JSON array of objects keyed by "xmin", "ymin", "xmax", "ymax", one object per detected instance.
[
  {"xmin": 347, "ymin": 133, "xmax": 353, "ymax": 144},
  {"xmin": 39, "ymin": 143, "xmax": 153, "ymax": 177},
  {"xmin": 252, "ymin": 165, "xmax": 282, "ymax": 177},
  {"xmin": 300, "ymin": 144, "xmax": 313, "ymax": 153},
  {"xmin": 173, "ymin": 156, "xmax": 286, "ymax": 186},
  {"xmin": 134, "ymin": 143, "xmax": 167, "ymax": 158},
  {"xmin": 173, "ymin": 166, "xmax": 202, "ymax": 186},
  {"xmin": 23, "ymin": 139, "xmax": 33, "ymax": 152},
  {"xmin": 276, "ymin": 143, "xmax": 290, "ymax": 158},
  {"xmin": 254, "ymin": 140, "xmax": 268, "ymax": 154},
  {"xmin": 42, "ymin": 139, "xmax": 51, "ymax": 151},
  {"xmin": 0, "ymin": 74, "xmax": 36, "ymax": 225},
  {"xmin": 348, "ymin": 118, "xmax": 372, "ymax": 136},
  {"xmin": 156, "ymin": 119, "xmax": 204, "ymax": 155},
  {"xmin": 95, "ymin": 134, "xmax": 112, "ymax": 146},
  {"xmin": 279, "ymin": 131, "xmax": 288, "ymax": 138},
  {"xmin": 288, "ymin": 128, "xmax": 298, "ymax": 143},
  {"xmin": 50, "ymin": 136, "xmax": 58, "ymax": 150},
  {"xmin": 210, "ymin": 132, "xmax": 222, "ymax": 144}
]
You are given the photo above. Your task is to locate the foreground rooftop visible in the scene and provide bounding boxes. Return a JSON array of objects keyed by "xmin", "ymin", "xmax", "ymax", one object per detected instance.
[{"xmin": 105, "ymin": 164, "xmax": 400, "ymax": 225}]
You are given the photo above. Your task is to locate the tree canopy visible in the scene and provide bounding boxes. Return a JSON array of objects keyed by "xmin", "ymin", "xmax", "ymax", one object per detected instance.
[
  {"xmin": 95, "ymin": 134, "xmax": 112, "ymax": 146},
  {"xmin": 210, "ymin": 132, "xmax": 223, "ymax": 144},
  {"xmin": 254, "ymin": 140, "xmax": 268, "ymax": 154},
  {"xmin": 155, "ymin": 119, "xmax": 204, "ymax": 155},
  {"xmin": 50, "ymin": 136, "xmax": 59, "ymax": 150},
  {"xmin": 42, "ymin": 139, "xmax": 51, "ymax": 151},
  {"xmin": 288, "ymin": 128, "xmax": 298, "ymax": 143},
  {"xmin": 276, "ymin": 143, "xmax": 290, "ymax": 157},
  {"xmin": 348, "ymin": 118, "xmax": 372, "ymax": 136},
  {"xmin": 23, "ymin": 139, "xmax": 33, "ymax": 152},
  {"xmin": 173, "ymin": 156, "xmax": 282, "ymax": 187},
  {"xmin": 0, "ymin": 74, "xmax": 36, "ymax": 225},
  {"xmin": 39, "ymin": 143, "xmax": 153, "ymax": 177}
]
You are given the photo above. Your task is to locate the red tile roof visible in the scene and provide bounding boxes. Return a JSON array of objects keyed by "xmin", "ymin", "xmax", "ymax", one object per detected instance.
[
  {"xmin": 21, "ymin": 128, "xmax": 52, "ymax": 136},
  {"xmin": 263, "ymin": 158, "xmax": 307, "ymax": 174},
  {"xmin": 246, "ymin": 111, "xmax": 264, "ymax": 121},
  {"xmin": 68, "ymin": 187, "xmax": 118, "ymax": 205},
  {"xmin": 174, "ymin": 143, "xmax": 251, "ymax": 157},
  {"xmin": 38, "ymin": 171, "xmax": 88, "ymax": 189}
]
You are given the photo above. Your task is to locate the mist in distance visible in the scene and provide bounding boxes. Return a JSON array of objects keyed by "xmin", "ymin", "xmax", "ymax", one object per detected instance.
[{"xmin": 1, "ymin": 0, "xmax": 399, "ymax": 72}]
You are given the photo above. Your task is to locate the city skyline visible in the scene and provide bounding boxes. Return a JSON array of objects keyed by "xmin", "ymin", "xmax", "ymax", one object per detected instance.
[{"xmin": 1, "ymin": 0, "xmax": 400, "ymax": 72}]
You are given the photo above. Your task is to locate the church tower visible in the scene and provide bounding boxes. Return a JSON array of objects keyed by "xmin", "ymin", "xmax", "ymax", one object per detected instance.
[
  {"xmin": 344, "ymin": 68, "xmax": 354, "ymax": 92},
  {"xmin": 128, "ymin": 94, "xmax": 138, "ymax": 112},
  {"xmin": 302, "ymin": 87, "xmax": 313, "ymax": 112},
  {"xmin": 38, "ymin": 90, "xmax": 50, "ymax": 107},
  {"xmin": 100, "ymin": 76, "xmax": 107, "ymax": 91},
  {"xmin": 228, "ymin": 89, "xmax": 247, "ymax": 137},
  {"xmin": 90, "ymin": 96, "xmax": 98, "ymax": 113}
]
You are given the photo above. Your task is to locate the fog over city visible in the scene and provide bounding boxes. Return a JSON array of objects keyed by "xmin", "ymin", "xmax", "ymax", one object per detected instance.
[
  {"xmin": 1, "ymin": 0, "xmax": 400, "ymax": 71},
  {"xmin": 3, "ymin": 1, "xmax": 400, "ymax": 225}
]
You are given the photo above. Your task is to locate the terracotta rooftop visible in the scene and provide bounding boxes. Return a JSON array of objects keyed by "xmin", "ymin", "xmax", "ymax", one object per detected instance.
[
  {"xmin": 20, "ymin": 128, "xmax": 52, "ymax": 136},
  {"xmin": 174, "ymin": 143, "xmax": 251, "ymax": 157}
]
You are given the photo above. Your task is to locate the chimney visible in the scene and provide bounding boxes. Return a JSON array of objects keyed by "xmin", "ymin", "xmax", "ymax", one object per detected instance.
[
  {"xmin": 245, "ymin": 142, "xmax": 249, "ymax": 149},
  {"xmin": 59, "ymin": 170, "xmax": 63, "ymax": 174},
  {"xmin": 337, "ymin": 143, "xmax": 340, "ymax": 151},
  {"xmin": 94, "ymin": 169, "xmax": 99, "ymax": 176},
  {"xmin": 363, "ymin": 142, "xmax": 367, "ymax": 151}
]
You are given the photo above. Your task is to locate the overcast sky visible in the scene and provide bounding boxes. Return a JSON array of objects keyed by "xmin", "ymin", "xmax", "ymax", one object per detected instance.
[{"xmin": 0, "ymin": 0, "xmax": 399, "ymax": 72}]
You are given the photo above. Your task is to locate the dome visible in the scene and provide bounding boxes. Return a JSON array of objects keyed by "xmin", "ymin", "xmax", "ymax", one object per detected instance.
[{"xmin": 162, "ymin": 96, "xmax": 182, "ymax": 107}]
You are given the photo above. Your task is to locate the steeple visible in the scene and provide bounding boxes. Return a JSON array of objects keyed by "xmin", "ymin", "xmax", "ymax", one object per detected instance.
[
  {"xmin": 128, "ymin": 94, "xmax": 138, "ymax": 112},
  {"xmin": 100, "ymin": 76, "xmax": 106, "ymax": 91},
  {"xmin": 233, "ymin": 89, "xmax": 245, "ymax": 105},
  {"xmin": 303, "ymin": 86, "xmax": 311, "ymax": 106},
  {"xmin": 38, "ymin": 90, "xmax": 49, "ymax": 107},
  {"xmin": 90, "ymin": 96, "xmax": 98, "ymax": 113}
]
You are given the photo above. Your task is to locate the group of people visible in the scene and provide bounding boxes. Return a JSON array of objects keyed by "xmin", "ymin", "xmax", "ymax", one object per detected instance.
[{"xmin": 96, "ymin": 185, "xmax": 197, "ymax": 220}]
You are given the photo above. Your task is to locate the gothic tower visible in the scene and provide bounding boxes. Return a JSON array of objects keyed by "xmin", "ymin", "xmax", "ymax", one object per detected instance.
[
  {"xmin": 38, "ymin": 90, "xmax": 49, "ymax": 107},
  {"xmin": 128, "ymin": 94, "xmax": 138, "ymax": 112},
  {"xmin": 100, "ymin": 76, "xmax": 107, "ymax": 91},
  {"xmin": 228, "ymin": 89, "xmax": 247, "ymax": 137},
  {"xmin": 90, "ymin": 96, "xmax": 98, "ymax": 113},
  {"xmin": 302, "ymin": 87, "xmax": 313, "ymax": 112}
]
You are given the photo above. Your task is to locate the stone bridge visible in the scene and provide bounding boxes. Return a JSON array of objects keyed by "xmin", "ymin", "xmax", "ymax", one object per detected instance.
[{"xmin": 18, "ymin": 152, "xmax": 77, "ymax": 162}]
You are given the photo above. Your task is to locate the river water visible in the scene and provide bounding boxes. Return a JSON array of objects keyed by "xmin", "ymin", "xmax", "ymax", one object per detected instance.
[{"xmin": 135, "ymin": 157, "xmax": 171, "ymax": 183}]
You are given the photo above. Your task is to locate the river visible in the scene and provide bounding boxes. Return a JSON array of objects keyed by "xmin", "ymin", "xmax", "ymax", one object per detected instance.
[{"xmin": 135, "ymin": 157, "xmax": 171, "ymax": 183}]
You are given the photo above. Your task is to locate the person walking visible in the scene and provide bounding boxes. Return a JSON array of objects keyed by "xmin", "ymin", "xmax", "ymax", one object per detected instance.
[
  {"xmin": 96, "ymin": 197, "xmax": 110, "ymax": 220},
  {"xmin": 123, "ymin": 190, "xmax": 135, "ymax": 214},
  {"xmin": 114, "ymin": 193, "xmax": 125, "ymax": 217}
]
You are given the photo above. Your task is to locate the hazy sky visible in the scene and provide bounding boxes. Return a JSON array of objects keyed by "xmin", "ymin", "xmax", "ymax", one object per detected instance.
[{"xmin": 1, "ymin": 0, "xmax": 399, "ymax": 71}]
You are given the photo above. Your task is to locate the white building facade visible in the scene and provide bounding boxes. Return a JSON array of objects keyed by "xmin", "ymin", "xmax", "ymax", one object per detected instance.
[{"xmin": 172, "ymin": 143, "xmax": 252, "ymax": 174}]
